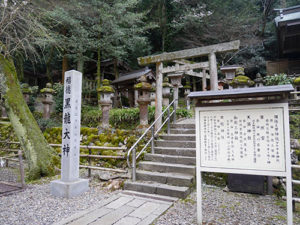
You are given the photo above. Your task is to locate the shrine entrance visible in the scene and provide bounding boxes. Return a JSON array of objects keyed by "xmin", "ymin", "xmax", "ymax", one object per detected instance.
[{"xmin": 137, "ymin": 40, "xmax": 240, "ymax": 131}]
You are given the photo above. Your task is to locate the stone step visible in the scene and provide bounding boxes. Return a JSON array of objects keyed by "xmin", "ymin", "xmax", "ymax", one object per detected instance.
[
  {"xmin": 159, "ymin": 134, "xmax": 195, "ymax": 141},
  {"xmin": 124, "ymin": 181, "xmax": 191, "ymax": 198},
  {"xmin": 154, "ymin": 147, "xmax": 196, "ymax": 157},
  {"xmin": 138, "ymin": 161, "xmax": 196, "ymax": 175},
  {"xmin": 144, "ymin": 153, "xmax": 196, "ymax": 165},
  {"xmin": 136, "ymin": 170, "xmax": 194, "ymax": 187},
  {"xmin": 170, "ymin": 129, "xmax": 195, "ymax": 134},
  {"xmin": 155, "ymin": 140, "xmax": 196, "ymax": 148},
  {"xmin": 170, "ymin": 123, "xmax": 195, "ymax": 129},
  {"xmin": 121, "ymin": 190, "xmax": 178, "ymax": 202}
]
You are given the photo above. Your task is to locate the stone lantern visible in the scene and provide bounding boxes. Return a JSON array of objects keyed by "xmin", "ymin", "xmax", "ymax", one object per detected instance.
[
  {"xmin": 134, "ymin": 75, "xmax": 151, "ymax": 129},
  {"xmin": 229, "ymin": 68, "xmax": 254, "ymax": 89},
  {"xmin": 162, "ymin": 77, "xmax": 172, "ymax": 106},
  {"xmin": 220, "ymin": 65, "xmax": 242, "ymax": 89},
  {"xmin": 254, "ymin": 73, "xmax": 264, "ymax": 87},
  {"xmin": 168, "ymin": 72, "xmax": 183, "ymax": 108},
  {"xmin": 184, "ymin": 81, "xmax": 192, "ymax": 110},
  {"xmin": 40, "ymin": 83, "xmax": 55, "ymax": 119},
  {"xmin": 21, "ymin": 83, "xmax": 32, "ymax": 104},
  {"xmin": 98, "ymin": 79, "xmax": 114, "ymax": 129}
]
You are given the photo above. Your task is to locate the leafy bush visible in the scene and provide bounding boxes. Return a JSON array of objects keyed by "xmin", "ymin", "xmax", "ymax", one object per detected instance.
[
  {"xmin": 290, "ymin": 111, "xmax": 300, "ymax": 139},
  {"xmin": 109, "ymin": 108, "xmax": 139, "ymax": 129},
  {"xmin": 264, "ymin": 73, "xmax": 293, "ymax": 86},
  {"xmin": 53, "ymin": 83, "xmax": 64, "ymax": 113},
  {"xmin": 176, "ymin": 108, "xmax": 193, "ymax": 118},
  {"xmin": 36, "ymin": 118, "xmax": 61, "ymax": 132},
  {"xmin": 81, "ymin": 108, "xmax": 102, "ymax": 127}
]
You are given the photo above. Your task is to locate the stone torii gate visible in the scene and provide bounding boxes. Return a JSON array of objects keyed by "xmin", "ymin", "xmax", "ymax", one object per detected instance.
[
  {"xmin": 138, "ymin": 40, "xmax": 240, "ymax": 130},
  {"xmin": 171, "ymin": 59, "xmax": 210, "ymax": 91}
]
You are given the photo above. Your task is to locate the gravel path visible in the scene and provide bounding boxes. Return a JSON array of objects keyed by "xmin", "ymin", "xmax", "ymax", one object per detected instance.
[
  {"xmin": 154, "ymin": 185, "xmax": 300, "ymax": 225},
  {"xmin": 0, "ymin": 180, "xmax": 119, "ymax": 225},
  {"xmin": 2, "ymin": 180, "xmax": 300, "ymax": 225}
]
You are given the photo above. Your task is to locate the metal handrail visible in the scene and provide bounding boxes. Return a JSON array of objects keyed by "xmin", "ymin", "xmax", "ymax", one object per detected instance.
[{"xmin": 126, "ymin": 99, "xmax": 177, "ymax": 181}]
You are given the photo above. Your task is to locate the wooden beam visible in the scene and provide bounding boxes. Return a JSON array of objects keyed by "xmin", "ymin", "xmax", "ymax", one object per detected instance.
[
  {"xmin": 138, "ymin": 40, "xmax": 240, "ymax": 65},
  {"xmin": 162, "ymin": 62, "xmax": 209, "ymax": 74}
]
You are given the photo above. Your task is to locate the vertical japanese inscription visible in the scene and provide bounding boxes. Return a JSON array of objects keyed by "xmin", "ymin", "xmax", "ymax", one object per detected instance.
[
  {"xmin": 61, "ymin": 70, "xmax": 82, "ymax": 182},
  {"xmin": 199, "ymin": 107, "xmax": 285, "ymax": 172}
]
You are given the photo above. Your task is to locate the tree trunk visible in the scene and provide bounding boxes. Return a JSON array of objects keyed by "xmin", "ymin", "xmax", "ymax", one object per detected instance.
[
  {"xmin": 97, "ymin": 48, "xmax": 101, "ymax": 108},
  {"xmin": 62, "ymin": 54, "xmax": 68, "ymax": 83},
  {"xmin": 77, "ymin": 53, "xmax": 84, "ymax": 73},
  {"xmin": 15, "ymin": 52, "xmax": 24, "ymax": 82},
  {"xmin": 0, "ymin": 55, "xmax": 56, "ymax": 180},
  {"xmin": 46, "ymin": 46, "xmax": 54, "ymax": 84}
]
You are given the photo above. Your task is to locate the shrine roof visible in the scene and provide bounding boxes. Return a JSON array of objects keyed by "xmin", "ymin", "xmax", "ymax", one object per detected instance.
[
  {"xmin": 188, "ymin": 85, "xmax": 294, "ymax": 100},
  {"xmin": 112, "ymin": 67, "xmax": 154, "ymax": 84}
]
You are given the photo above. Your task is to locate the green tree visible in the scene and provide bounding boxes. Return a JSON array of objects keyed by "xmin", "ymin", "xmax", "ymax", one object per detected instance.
[{"xmin": 0, "ymin": 1, "xmax": 57, "ymax": 179}]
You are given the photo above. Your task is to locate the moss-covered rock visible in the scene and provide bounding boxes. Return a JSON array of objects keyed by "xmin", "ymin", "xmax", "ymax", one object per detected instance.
[
  {"xmin": 230, "ymin": 75, "xmax": 255, "ymax": 87},
  {"xmin": 294, "ymin": 76, "xmax": 300, "ymax": 85},
  {"xmin": 134, "ymin": 82, "xmax": 152, "ymax": 90},
  {"xmin": 97, "ymin": 86, "xmax": 115, "ymax": 93},
  {"xmin": 40, "ymin": 83, "xmax": 55, "ymax": 94},
  {"xmin": 162, "ymin": 77, "xmax": 172, "ymax": 88},
  {"xmin": 184, "ymin": 81, "xmax": 192, "ymax": 89},
  {"xmin": 97, "ymin": 79, "xmax": 114, "ymax": 93}
]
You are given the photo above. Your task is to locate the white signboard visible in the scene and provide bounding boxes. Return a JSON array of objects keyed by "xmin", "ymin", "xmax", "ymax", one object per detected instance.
[
  {"xmin": 195, "ymin": 103, "xmax": 292, "ymax": 225},
  {"xmin": 199, "ymin": 107, "xmax": 286, "ymax": 172}
]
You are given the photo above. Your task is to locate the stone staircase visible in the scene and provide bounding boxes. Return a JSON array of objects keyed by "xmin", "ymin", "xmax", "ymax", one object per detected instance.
[{"xmin": 124, "ymin": 123, "xmax": 196, "ymax": 200}]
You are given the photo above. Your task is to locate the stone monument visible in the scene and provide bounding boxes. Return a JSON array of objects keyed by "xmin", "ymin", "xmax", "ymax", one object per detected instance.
[{"xmin": 51, "ymin": 70, "xmax": 89, "ymax": 198}]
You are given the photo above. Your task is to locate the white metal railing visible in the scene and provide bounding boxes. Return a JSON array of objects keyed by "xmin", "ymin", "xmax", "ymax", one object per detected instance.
[{"xmin": 126, "ymin": 99, "xmax": 177, "ymax": 181}]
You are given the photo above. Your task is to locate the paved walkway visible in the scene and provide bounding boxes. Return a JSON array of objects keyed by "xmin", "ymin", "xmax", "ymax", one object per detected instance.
[{"xmin": 54, "ymin": 193, "xmax": 173, "ymax": 225}]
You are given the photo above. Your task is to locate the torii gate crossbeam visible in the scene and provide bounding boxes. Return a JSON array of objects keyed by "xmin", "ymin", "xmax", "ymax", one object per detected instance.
[{"xmin": 138, "ymin": 40, "xmax": 240, "ymax": 131}]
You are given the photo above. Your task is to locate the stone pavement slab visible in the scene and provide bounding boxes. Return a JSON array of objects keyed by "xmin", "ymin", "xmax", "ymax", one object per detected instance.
[{"xmin": 54, "ymin": 192, "xmax": 173, "ymax": 225}]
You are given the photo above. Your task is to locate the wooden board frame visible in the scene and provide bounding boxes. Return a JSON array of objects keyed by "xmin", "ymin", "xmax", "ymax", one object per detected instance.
[{"xmin": 195, "ymin": 102, "xmax": 293, "ymax": 225}]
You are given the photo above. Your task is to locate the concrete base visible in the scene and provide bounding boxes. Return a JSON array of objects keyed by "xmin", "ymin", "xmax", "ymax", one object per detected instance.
[{"xmin": 50, "ymin": 179, "xmax": 89, "ymax": 198}]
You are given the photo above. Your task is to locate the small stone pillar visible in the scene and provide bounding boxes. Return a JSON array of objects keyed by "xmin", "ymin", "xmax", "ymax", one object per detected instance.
[
  {"xmin": 40, "ymin": 83, "xmax": 55, "ymax": 119},
  {"xmin": 162, "ymin": 77, "xmax": 172, "ymax": 106},
  {"xmin": 150, "ymin": 86, "xmax": 156, "ymax": 106},
  {"xmin": 184, "ymin": 82, "xmax": 192, "ymax": 110},
  {"xmin": 293, "ymin": 77, "xmax": 300, "ymax": 100},
  {"xmin": 21, "ymin": 83, "xmax": 31, "ymax": 104},
  {"xmin": 229, "ymin": 68, "xmax": 254, "ymax": 89},
  {"xmin": 202, "ymin": 69, "xmax": 207, "ymax": 91},
  {"xmin": 168, "ymin": 72, "xmax": 183, "ymax": 108},
  {"xmin": 134, "ymin": 89, "xmax": 138, "ymax": 107},
  {"xmin": 98, "ymin": 79, "xmax": 114, "ymax": 129},
  {"xmin": 254, "ymin": 73, "xmax": 264, "ymax": 87},
  {"xmin": 134, "ymin": 75, "xmax": 151, "ymax": 129}
]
